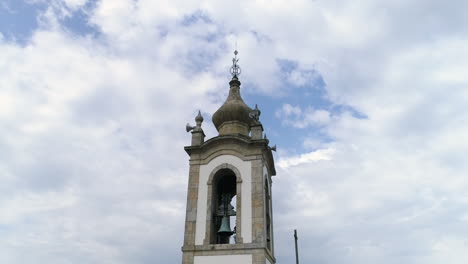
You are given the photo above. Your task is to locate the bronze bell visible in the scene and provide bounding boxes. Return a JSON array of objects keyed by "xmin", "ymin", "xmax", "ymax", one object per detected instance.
[
  {"xmin": 217, "ymin": 203, "xmax": 236, "ymax": 216},
  {"xmin": 217, "ymin": 216, "xmax": 233, "ymax": 235}
]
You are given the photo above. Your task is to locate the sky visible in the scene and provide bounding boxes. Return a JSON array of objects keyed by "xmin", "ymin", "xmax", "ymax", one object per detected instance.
[{"xmin": 1, "ymin": 0, "xmax": 468, "ymax": 263}]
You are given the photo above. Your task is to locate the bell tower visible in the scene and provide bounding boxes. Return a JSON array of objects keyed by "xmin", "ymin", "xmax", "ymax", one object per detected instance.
[{"xmin": 181, "ymin": 51, "xmax": 277, "ymax": 264}]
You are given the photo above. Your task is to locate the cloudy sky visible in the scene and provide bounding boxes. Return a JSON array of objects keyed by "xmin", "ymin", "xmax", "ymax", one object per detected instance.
[{"xmin": 1, "ymin": 0, "xmax": 468, "ymax": 263}]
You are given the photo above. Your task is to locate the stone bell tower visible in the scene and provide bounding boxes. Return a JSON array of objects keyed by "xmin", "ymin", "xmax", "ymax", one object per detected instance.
[{"xmin": 181, "ymin": 51, "xmax": 277, "ymax": 264}]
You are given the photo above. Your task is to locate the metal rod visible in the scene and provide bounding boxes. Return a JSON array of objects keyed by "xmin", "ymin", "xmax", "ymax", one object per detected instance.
[{"xmin": 294, "ymin": 229, "xmax": 299, "ymax": 264}]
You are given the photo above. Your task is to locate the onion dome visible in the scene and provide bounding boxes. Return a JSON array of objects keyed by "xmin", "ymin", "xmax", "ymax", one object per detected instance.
[{"xmin": 212, "ymin": 76, "xmax": 252, "ymax": 135}]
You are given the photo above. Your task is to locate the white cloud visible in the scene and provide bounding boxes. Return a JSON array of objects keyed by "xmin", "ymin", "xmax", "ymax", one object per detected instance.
[
  {"xmin": 0, "ymin": 3, "xmax": 223, "ymax": 262},
  {"xmin": 272, "ymin": 34, "xmax": 468, "ymax": 263},
  {"xmin": 0, "ymin": 190, "xmax": 77, "ymax": 224},
  {"xmin": 276, "ymin": 103, "xmax": 331, "ymax": 128},
  {"xmin": 275, "ymin": 103, "xmax": 301, "ymax": 118},
  {"xmin": 62, "ymin": 0, "xmax": 88, "ymax": 10},
  {"xmin": 2, "ymin": 0, "xmax": 468, "ymax": 263},
  {"xmin": 278, "ymin": 148, "xmax": 335, "ymax": 169},
  {"xmin": 286, "ymin": 67, "xmax": 321, "ymax": 87}
]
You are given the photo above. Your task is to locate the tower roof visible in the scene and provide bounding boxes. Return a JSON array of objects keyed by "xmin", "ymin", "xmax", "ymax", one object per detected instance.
[
  {"xmin": 212, "ymin": 51, "xmax": 253, "ymax": 135},
  {"xmin": 212, "ymin": 76, "xmax": 252, "ymax": 135}
]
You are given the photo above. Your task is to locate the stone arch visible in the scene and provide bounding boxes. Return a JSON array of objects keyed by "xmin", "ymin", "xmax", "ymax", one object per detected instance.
[
  {"xmin": 207, "ymin": 163, "xmax": 243, "ymax": 185},
  {"xmin": 204, "ymin": 163, "xmax": 243, "ymax": 244},
  {"xmin": 202, "ymin": 149, "xmax": 247, "ymax": 165}
]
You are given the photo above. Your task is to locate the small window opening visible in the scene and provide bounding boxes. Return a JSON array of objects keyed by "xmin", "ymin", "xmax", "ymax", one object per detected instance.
[{"xmin": 265, "ymin": 178, "xmax": 272, "ymax": 251}]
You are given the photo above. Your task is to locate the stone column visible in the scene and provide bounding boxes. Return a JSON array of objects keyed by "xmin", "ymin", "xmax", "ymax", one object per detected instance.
[
  {"xmin": 183, "ymin": 162, "xmax": 200, "ymax": 246},
  {"xmin": 251, "ymin": 159, "xmax": 265, "ymax": 244}
]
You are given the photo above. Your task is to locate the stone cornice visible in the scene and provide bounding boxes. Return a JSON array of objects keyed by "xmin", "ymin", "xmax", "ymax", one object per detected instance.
[
  {"xmin": 181, "ymin": 243, "xmax": 276, "ymax": 263},
  {"xmin": 184, "ymin": 135, "xmax": 276, "ymax": 175}
]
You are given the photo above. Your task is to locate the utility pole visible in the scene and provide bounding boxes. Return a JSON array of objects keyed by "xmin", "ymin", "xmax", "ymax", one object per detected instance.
[{"xmin": 294, "ymin": 229, "xmax": 299, "ymax": 264}]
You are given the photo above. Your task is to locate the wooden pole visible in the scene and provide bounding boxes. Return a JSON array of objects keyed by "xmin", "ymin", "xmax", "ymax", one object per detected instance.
[{"xmin": 294, "ymin": 229, "xmax": 299, "ymax": 264}]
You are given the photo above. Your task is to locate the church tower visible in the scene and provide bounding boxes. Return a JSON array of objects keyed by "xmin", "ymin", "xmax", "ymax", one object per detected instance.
[{"xmin": 181, "ymin": 51, "xmax": 277, "ymax": 264}]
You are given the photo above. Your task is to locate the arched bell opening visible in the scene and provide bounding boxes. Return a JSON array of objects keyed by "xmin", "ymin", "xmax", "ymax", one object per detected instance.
[{"xmin": 210, "ymin": 168, "xmax": 237, "ymax": 244}]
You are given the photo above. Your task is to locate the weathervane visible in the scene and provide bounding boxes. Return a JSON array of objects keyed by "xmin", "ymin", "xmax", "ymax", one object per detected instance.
[{"xmin": 230, "ymin": 50, "xmax": 241, "ymax": 77}]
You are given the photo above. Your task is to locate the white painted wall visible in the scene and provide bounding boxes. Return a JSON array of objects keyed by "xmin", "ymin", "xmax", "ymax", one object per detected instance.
[
  {"xmin": 195, "ymin": 155, "xmax": 252, "ymax": 245},
  {"xmin": 194, "ymin": 254, "xmax": 252, "ymax": 264}
]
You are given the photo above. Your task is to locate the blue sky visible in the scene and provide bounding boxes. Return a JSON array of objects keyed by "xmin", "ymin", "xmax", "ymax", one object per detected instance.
[{"xmin": 1, "ymin": 1, "xmax": 468, "ymax": 264}]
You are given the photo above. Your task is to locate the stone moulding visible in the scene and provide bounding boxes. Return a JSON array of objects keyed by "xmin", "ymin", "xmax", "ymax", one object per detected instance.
[
  {"xmin": 204, "ymin": 163, "xmax": 243, "ymax": 245},
  {"xmin": 181, "ymin": 243, "xmax": 277, "ymax": 263},
  {"xmin": 185, "ymin": 135, "xmax": 276, "ymax": 176}
]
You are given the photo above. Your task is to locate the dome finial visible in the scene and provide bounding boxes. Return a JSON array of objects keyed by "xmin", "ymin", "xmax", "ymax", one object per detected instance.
[
  {"xmin": 249, "ymin": 104, "xmax": 261, "ymax": 124},
  {"xmin": 230, "ymin": 49, "xmax": 241, "ymax": 78},
  {"xmin": 186, "ymin": 110, "xmax": 204, "ymax": 133},
  {"xmin": 195, "ymin": 110, "xmax": 204, "ymax": 125}
]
